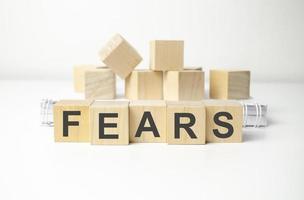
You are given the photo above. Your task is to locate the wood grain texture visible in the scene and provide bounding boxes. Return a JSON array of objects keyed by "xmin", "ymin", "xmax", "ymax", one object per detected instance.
[
  {"xmin": 150, "ymin": 40, "xmax": 183, "ymax": 71},
  {"xmin": 205, "ymin": 100, "xmax": 243, "ymax": 143},
  {"xmin": 164, "ymin": 69, "xmax": 204, "ymax": 101},
  {"xmin": 125, "ymin": 69, "xmax": 163, "ymax": 100},
  {"xmin": 166, "ymin": 101, "xmax": 206, "ymax": 145},
  {"xmin": 90, "ymin": 100, "xmax": 129, "ymax": 145},
  {"xmin": 99, "ymin": 34, "xmax": 142, "ymax": 79},
  {"xmin": 129, "ymin": 100, "xmax": 166, "ymax": 143},
  {"xmin": 73, "ymin": 65, "xmax": 97, "ymax": 92},
  {"xmin": 228, "ymin": 71, "xmax": 250, "ymax": 99},
  {"xmin": 84, "ymin": 67, "xmax": 116, "ymax": 100},
  {"xmin": 210, "ymin": 69, "xmax": 250, "ymax": 99},
  {"xmin": 53, "ymin": 100, "xmax": 93, "ymax": 142}
]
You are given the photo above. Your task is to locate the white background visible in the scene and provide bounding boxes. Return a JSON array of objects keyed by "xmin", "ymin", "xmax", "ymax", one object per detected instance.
[
  {"xmin": 0, "ymin": 1, "xmax": 304, "ymax": 200},
  {"xmin": 0, "ymin": 0, "xmax": 304, "ymax": 81}
]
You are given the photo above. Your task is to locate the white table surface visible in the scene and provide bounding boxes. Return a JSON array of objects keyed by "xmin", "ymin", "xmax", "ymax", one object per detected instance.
[{"xmin": 0, "ymin": 80, "xmax": 303, "ymax": 200}]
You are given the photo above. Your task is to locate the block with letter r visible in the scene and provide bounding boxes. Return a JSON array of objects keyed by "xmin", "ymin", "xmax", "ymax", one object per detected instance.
[{"xmin": 166, "ymin": 101, "xmax": 206, "ymax": 145}]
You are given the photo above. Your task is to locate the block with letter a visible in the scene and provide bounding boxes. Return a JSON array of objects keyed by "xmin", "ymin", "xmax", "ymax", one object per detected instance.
[{"xmin": 129, "ymin": 100, "xmax": 166, "ymax": 143}]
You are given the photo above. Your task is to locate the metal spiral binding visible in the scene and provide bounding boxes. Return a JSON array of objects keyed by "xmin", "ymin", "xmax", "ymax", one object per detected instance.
[
  {"xmin": 242, "ymin": 102, "xmax": 267, "ymax": 127},
  {"xmin": 40, "ymin": 99, "xmax": 267, "ymax": 128},
  {"xmin": 40, "ymin": 99, "xmax": 56, "ymax": 127}
]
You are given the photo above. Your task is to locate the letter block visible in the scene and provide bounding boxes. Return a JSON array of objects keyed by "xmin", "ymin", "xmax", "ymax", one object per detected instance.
[
  {"xmin": 90, "ymin": 100, "xmax": 129, "ymax": 145},
  {"xmin": 99, "ymin": 34, "xmax": 142, "ymax": 79},
  {"xmin": 210, "ymin": 69, "xmax": 250, "ymax": 99},
  {"xmin": 84, "ymin": 67, "xmax": 116, "ymax": 100},
  {"xmin": 125, "ymin": 70, "xmax": 163, "ymax": 100},
  {"xmin": 164, "ymin": 69, "xmax": 204, "ymax": 100},
  {"xmin": 53, "ymin": 100, "xmax": 93, "ymax": 142},
  {"xmin": 129, "ymin": 101, "xmax": 166, "ymax": 143},
  {"xmin": 205, "ymin": 100, "xmax": 243, "ymax": 143},
  {"xmin": 73, "ymin": 65, "xmax": 97, "ymax": 92},
  {"xmin": 166, "ymin": 101, "xmax": 206, "ymax": 144},
  {"xmin": 150, "ymin": 40, "xmax": 184, "ymax": 71}
]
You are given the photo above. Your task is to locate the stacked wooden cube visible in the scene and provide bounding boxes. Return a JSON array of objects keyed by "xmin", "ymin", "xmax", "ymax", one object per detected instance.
[
  {"xmin": 74, "ymin": 34, "xmax": 206, "ymax": 101},
  {"xmin": 55, "ymin": 33, "xmax": 251, "ymax": 145}
]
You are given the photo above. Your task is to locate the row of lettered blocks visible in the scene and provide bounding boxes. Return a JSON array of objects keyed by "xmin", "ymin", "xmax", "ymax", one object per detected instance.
[
  {"xmin": 54, "ymin": 99, "xmax": 243, "ymax": 145},
  {"xmin": 74, "ymin": 67, "xmax": 250, "ymax": 100}
]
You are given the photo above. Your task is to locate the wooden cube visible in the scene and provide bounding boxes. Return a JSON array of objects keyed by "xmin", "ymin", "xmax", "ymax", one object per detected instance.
[
  {"xmin": 166, "ymin": 101, "xmax": 206, "ymax": 145},
  {"xmin": 99, "ymin": 34, "xmax": 142, "ymax": 79},
  {"xmin": 150, "ymin": 40, "xmax": 183, "ymax": 71},
  {"xmin": 53, "ymin": 100, "xmax": 93, "ymax": 142},
  {"xmin": 164, "ymin": 69, "xmax": 204, "ymax": 100},
  {"xmin": 210, "ymin": 70, "xmax": 250, "ymax": 99},
  {"xmin": 84, "ymin": 67, "xmax": 116, "ymax": 100},
  {"xmin": 129, "ymin": 101, "xmax": 166, "ymax": 143},
  {"xmin": 125, "ymin": 70, "xmax": 163, "ymax": 100},
  {"xmin": 205, "ymin": 100, "xmax": 243, "ymax": 143},
  {"xmin": 90, "ymin": 100, "xmax": 129, "ymax": 145},
  {"xmin": 73, "ymin": 65, "xmax": 97, "ymax": 92}
]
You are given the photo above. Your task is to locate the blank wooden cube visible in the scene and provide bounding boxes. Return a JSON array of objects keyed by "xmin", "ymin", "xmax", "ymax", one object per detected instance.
[
  {"xmin": 164, "ymin": 69, "xmax": 204, "ymax": 100},
  {"xmin": 99, "ymin": 34, "xmax": 142, "ymax": 79},
  {"xmin": 167, "ymin": 101, "xmax": 206, "ymax": 145},
  {"xmin": 90, "ymin": 100, "xmax": 129, "ymax": 145},
  {"xmin": 125, "ymin": 70, "xmax": 163, "ymax": 100},
  {"xmin": 85, "ymin": 67, "xmax": 116, "ymax": 100},
  {"xmin": 53, "ymin": 100, "xmax": 93, "ymax": 142},
  {"xmin": 73, "ymin": 65, "xmax": 97, "ymax": 92},
  {"xmin": 150, "ymin": 40, "xmax": 183, "ymax": 71},
  {"xmin": 205, "ymin": 100, "xmax": 243, "ymax": 143},
  {"xmin": 129, "ymin": 101, "xmax": 166, "ymax": 143},
  {"xmin": 210, "ymin": 70, "xmax": 250, "ymax": 99}
]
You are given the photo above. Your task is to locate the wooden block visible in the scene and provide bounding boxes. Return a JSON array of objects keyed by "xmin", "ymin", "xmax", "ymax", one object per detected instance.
[
  {"xmin": 90, "ymin": 100, "xmax": 129, "ymax": 145},
  {"xmin": 163, "ymin": 69, "xmax": 204, "ymax": 100},
  {"xmin": 53, "ymin": 100, "xmax": 93, "ymax": 142},
  {"xmin": 166, "ymin": 101, "xmax": 206, "ymax": 144},
  {"xmin": 150, "ymin": 40, "xmax": 183, "ymax": 71},
  {"xmin": 129, "ymin": 101, "xmax": 166, "ymax": 143},
  {"xmin": 84, "ymin": 67, "xmax": 116, "ymax": 100},
  {"xmin": 125, "ymin": 69, "xmax": 163, "ymax": 100},
  {"xmin": 73, "ymin": 65, "xmax": 97, "ymax": 92},
  {"xmin": 99, "ymin": 34, "xmax": 142, "ymax": 79},
  {"xmin": 210, "ymin": 70, "xmax": 250, "ymax": 99},
  {"xmin": 205, "ymin": 100, "xmax": 243, "ymax": 143}
]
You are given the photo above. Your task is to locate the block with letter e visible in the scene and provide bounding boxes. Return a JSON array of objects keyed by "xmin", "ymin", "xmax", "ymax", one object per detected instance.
[
  {"xmin": 205, "ymin": 100, "xmax": 243, "ymax": 143},
  {"xmin": 53, "ymin": 100, "xmax": 93, "ymax": 142},
  {"xmin": 90, "ymin": 100, "xmax": 129, "ymax": 145},
  {"xmin": 166, "ymin": 101, "xmax": 206, "ymax": 144}
]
